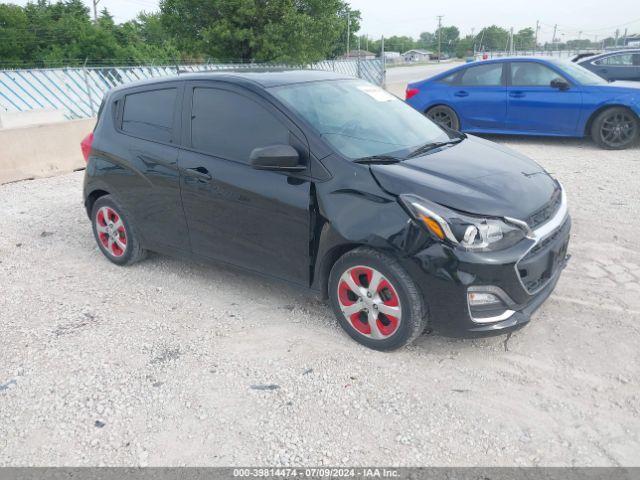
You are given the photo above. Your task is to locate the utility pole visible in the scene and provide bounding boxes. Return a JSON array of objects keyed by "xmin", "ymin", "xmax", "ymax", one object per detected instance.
[
  {"xmin": 552, "ymin": 24, "xmax": 558, "ymax": 50},
  {"xmin": 92, "ymin": 0, "xmax": 101, "ymax": 22},
  {"xmin": 509, "ymin": 27, "xmax": 514, "ymax": 54},
  {"xmin": 346, "ymin": 9, "xmax": 350, "ymax": 57},
  {"xmin": 535, "ymin": 20, "xmax": 540, "ymax": 50},
  {"xmin": 436, "ymin": 15, "xmax": 443, "ymax": 63},
  {"xmin": 615, "ymin": 28, "xmax": 620, "ymax": 46},
  {"xmin": 622, "ymin": 28, "xmax": 628, "ymax": 46}
]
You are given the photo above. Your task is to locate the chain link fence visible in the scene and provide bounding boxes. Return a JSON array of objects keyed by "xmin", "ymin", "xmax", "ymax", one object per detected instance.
[{"xmin": 0, "ymin": 59, "xmax": 385, "ymax": 120}]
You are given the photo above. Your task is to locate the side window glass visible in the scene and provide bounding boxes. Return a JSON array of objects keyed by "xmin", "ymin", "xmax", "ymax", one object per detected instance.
[
  {"xmin": 459, "ymin": 64, "xmax": 503, "ymax": 86},
  {"xmin": 438, "ymin": 72, "xmax": 457, "ymax": 84},
  {"xmin": 511, "ymin": 62, "xmax": 563, "ymax": 86},
  {"xmin": 190, "ymin": 88, "xmax": 290, "ymax": 163},
  {"xmin": 596, "ymin": 54, "xmax": 633, "ymax": 66},
  {"xmin": 121, "ymin": 88, "xmax": 177, "ymax": 143}
]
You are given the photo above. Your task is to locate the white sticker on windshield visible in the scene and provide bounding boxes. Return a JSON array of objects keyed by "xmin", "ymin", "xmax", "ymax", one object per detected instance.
[{"xmin": 357, "ymin": 85, "xmax": 396, "ymax": 102}]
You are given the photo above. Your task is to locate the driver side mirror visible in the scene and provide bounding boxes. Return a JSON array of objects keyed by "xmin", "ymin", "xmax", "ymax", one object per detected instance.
[
  {"xmin": 550, "ymin": 77, "xmax": 570, "ymax": 91},
  {"xmin": 250, "ymin": 145, "xmax": 304, "ymax": 172}
]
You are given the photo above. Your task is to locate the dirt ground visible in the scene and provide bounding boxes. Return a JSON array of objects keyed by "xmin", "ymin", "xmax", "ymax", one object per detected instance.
[{"xmin": 1, "ymin": 68, "xmax": 640, "ymax": 466}]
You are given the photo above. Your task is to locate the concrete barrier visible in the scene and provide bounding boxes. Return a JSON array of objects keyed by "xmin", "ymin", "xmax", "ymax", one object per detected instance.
[{"xmin": 0, "ymin": 118, "xmax": 95, "ymax": 185}]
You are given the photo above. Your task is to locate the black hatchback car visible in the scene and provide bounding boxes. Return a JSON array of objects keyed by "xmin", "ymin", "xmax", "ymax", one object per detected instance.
[
  {"xmin": 82, "ymin": 71, "xmax": 571, "ymax": 350},
  {"xmin": 576, "ymin": 49, "xmax": 640, "ymax": 82}
]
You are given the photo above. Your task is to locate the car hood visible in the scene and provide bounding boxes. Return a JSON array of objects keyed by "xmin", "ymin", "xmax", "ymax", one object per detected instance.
[
  {"xmin": 589, "ymin": 81, "xmax": 640, "ymax": 93},
  {"xmin": 370, "ymin": 135, "xmax": 559, "ymax": 221}
]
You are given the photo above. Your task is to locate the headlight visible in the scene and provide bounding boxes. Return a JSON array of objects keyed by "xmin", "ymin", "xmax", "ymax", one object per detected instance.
[{"xmin": 399, "ymin": 194, "xmax": 531, "ymax": 252}]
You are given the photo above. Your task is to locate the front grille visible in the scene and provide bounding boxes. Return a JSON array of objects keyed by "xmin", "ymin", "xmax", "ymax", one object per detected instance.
[
  {"xmin": 522, "ymin": 222, "xmax": 565, "ymax": 261},
  {"xmin": 517, "ymin": 217, "xmax": 570, "ymax": 295},
  {"xmin": 525, "ymin": 188, "xmax": 562, "ymax": 229}
]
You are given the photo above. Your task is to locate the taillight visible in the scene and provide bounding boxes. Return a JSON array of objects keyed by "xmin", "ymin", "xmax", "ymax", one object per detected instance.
[
  {"xmin": 405, "ymin": 88, "xmax": 420, "ymax": 100},
  {"xmin": 81, "ymin": 132, "xmax": 94, "ymax": 163}
]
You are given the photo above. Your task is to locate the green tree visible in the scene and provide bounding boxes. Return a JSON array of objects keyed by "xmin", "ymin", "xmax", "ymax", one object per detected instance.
[
  {"xmin": 513, "ymin": 27, "xmax": 535, "ymax": 50},
  {"xmin": 417, "ymin": 31, "xmax": 435, "ymax": 50},
  {"xmin": 383, "ymin": 36, "xmax": 416, "ymax": 54},
  {"xmin": 476, "ymin": 25, "xmax": 510, "ymax": 51},
  {"xmin": 159, "ymin": 0, "xmax": 359, "ymax": 63},
  {"xmin": 0, "ymin": 4, "xmax": 33, "ymax": 67},
  {"xmin": 435, "ymin": 25, "xmax": 459, "ymax": 54}
]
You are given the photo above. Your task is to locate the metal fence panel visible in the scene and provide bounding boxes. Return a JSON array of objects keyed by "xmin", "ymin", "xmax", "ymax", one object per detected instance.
[{"xmin": 0, "ymin": 59, "xmax": 385, "ymax": 120}]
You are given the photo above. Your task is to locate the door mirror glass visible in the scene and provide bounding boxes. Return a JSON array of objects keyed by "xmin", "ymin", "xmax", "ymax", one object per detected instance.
[
  {"xmin": 250, "ymin": 145, "xmax": 303, "ymax": 171},
  {"xmin": 550, "ymin": 77, "xmax": 570, "ymax": 90}
]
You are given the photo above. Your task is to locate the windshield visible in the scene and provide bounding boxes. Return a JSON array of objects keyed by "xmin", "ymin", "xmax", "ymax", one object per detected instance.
[
  {"xmin": 270, "ymin": 79, "xmax": 452, "ymax": 159},
  {"xmin": 550, "ymin": 59, "xmax": 609, "ymax": 85}
]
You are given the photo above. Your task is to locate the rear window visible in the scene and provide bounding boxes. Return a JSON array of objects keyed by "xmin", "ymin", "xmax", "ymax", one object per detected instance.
[{"xmin": 121, "ymin": 88, "xmax": 177, "ymax": 143}]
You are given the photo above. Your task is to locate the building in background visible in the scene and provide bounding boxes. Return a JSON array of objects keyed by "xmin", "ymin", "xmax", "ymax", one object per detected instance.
[
  {"xmin": 383, "ymin": 51, "xmax": 402, "ymax": 63},
  {"xmin": 402, "ymin": 49, "xmax": 435, "ymax": 62},
  {"xmin": 341, "ymin": 50, "xmax": 376, "ymax": 60}
]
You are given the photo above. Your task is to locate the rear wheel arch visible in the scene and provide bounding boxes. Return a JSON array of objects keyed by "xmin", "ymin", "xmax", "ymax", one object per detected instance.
[
  {"xmin": 425, "ymin": 104, "xmax": 461, "ymax": 130},
  {"xmin": 85, "ymin": 189, "xmax": 110, "ymax": 218}
]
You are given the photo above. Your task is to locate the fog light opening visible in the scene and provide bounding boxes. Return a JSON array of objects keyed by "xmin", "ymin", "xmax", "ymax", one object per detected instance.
[{"xmin": 468, "ymin": 292, "xmax": 501, "ymax": 307}]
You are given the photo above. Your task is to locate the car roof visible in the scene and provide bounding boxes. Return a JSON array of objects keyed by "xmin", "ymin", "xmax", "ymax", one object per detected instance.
[
  {"xmin": 109, "ymin": 69, "xmax": 352, "ymax": 94},
  {"xmin": 581, "ymin": 49, "xmax": 640, "ymax": 60}
]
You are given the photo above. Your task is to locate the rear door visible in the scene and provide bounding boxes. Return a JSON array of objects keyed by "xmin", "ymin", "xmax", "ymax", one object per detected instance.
[
  {"xmin": 178, "ymin": 82, "xmax": 311, "ymax": 285},
  {"xmin": 506, "ymin": 61, "xmax": 583, "ymax": 135},
  {"xmin": 111, "ymin": 84, "xmax": 190, "ymax": 253},
  {"xmin": 591, "ymin": 52, "xmax": 640, "ymax": 81},
  {"xmin": 450, "ymin": 62, "xmax": 507, "ymax": 131}
]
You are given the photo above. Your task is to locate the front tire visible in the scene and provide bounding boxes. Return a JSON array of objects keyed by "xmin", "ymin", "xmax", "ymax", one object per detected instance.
[
  {"xmin": 328, "ymin": 247, "xmax": 428, "ymax": 351},
  {"xmin": 590, "ymin": 107, "xmax": 639, "ymax": 150},
  {"xmin": 426, "ymin": 105, "xmax": 460, "ymax": 131},
  {"xmin": 91, "ymin": 195, "xmax": 146, "ymax": 266}
]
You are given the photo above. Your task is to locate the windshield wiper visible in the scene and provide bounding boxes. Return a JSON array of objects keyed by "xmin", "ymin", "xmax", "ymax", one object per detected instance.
[
  {"xmin": 406, "ymin": 137, "xmax": 465, "ymax": 159},
  {"xmin": 353, "ymin": 155, "xmax": 402, "ymax": 165}
]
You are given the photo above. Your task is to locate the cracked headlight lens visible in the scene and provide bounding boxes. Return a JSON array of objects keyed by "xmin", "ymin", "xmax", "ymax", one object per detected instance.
[{"xmin": 399, "ymin": 194, "xmax": 529, "ymax": 252}]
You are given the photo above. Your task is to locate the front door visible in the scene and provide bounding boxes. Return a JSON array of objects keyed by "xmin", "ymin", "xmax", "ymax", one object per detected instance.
[
  {"xmin": 178, "ymin": 83, "xmax": 311, "ymax": 285},
  {"xmin": 506, "ymin": 61, "xmax": 583, "ymax": 135}
]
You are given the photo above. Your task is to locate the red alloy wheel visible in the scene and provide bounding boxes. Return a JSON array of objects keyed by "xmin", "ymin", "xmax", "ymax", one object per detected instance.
[
  {"xmin": 95, "ymin": 206, "xmax": 128, "ymax": 258},
  {"xmin": 337, "ymin": 265, "xmax": 402, "ymax": 340}
]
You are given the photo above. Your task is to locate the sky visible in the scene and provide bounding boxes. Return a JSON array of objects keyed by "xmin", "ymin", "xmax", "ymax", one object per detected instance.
[{"xmin": 4, "ymin": 0, "xmax": 640, "ymax": 43}]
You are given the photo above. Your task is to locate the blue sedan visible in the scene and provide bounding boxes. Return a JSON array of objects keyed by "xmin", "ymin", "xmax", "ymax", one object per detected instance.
[{"xmin": 405, "ymin": 57, "xmax": 640, "ymax": 149}]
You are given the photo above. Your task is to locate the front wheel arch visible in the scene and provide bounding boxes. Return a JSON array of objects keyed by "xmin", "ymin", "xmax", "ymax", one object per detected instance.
[
  {"xmin": 588, "ymin": 105, "xmax": 639, "ymax": 149},
  {"xmin": 584, "ymin": 104, "xmax": 639, "ymax": 136}
]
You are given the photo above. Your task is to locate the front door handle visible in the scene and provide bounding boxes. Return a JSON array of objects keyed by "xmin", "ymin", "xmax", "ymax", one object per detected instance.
[
  {"xmin": 454, "ymin": 90, "xmax": 469, "ymax": 97},
  {"xmin": 509, "ymin": 91, "xmax": 526, "ymax": 98},
  {"xmin": 185, "ymin": 166, "xmax": 212, "ymax": 181}
]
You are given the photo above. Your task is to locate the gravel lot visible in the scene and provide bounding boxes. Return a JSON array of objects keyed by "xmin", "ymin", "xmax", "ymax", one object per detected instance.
[{"xmin": 1, "ymin": 71, "xmax": 640, "ymax": 466}]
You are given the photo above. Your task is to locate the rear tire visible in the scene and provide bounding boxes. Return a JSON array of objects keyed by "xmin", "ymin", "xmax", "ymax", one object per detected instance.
[
  {"xmin": 426, "ymin": 105, "xmax": 460, "ymax": 131},
  {"xmin": 328, "ymin": 247, "xmax": 428, "ymax": 351},
  {"xmin": 91, "ymin": 195, "xmax": 146, "ymax": 266},
  {"xmin": 590, "ymin": 107, "xmax": 639, "ymax": 150}
]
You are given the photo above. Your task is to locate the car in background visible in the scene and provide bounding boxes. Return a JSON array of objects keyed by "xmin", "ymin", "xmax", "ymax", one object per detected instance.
[
  {"xmin": 575, "ymin": 49, "xmax": 640, "ymax": 82},
  {"xmin": 405, "ymin": 57, "xmax": 640, "ymax": 149}
]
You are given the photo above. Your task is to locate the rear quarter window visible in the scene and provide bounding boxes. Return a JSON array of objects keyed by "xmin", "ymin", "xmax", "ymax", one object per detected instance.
[
  {"xmin": 121, "ymin": 88, "xmax": 177, "ymax": 143},
  {"xmin": 437, "ymin": 72, "xmax": 458, "ymax": 84}
]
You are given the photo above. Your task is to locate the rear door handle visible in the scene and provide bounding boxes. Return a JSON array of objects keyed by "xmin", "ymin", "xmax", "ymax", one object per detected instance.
[
  {"xmin": 185, "ymin": 166, "xmax": 212, "ymax": 181},
  {"xmin": 454, "ymin": 90, "xmax": 469, "ymax": 97},
  {"xmin": 509, "ymin": 91, "xmax": 526, "ymax": 98}
]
